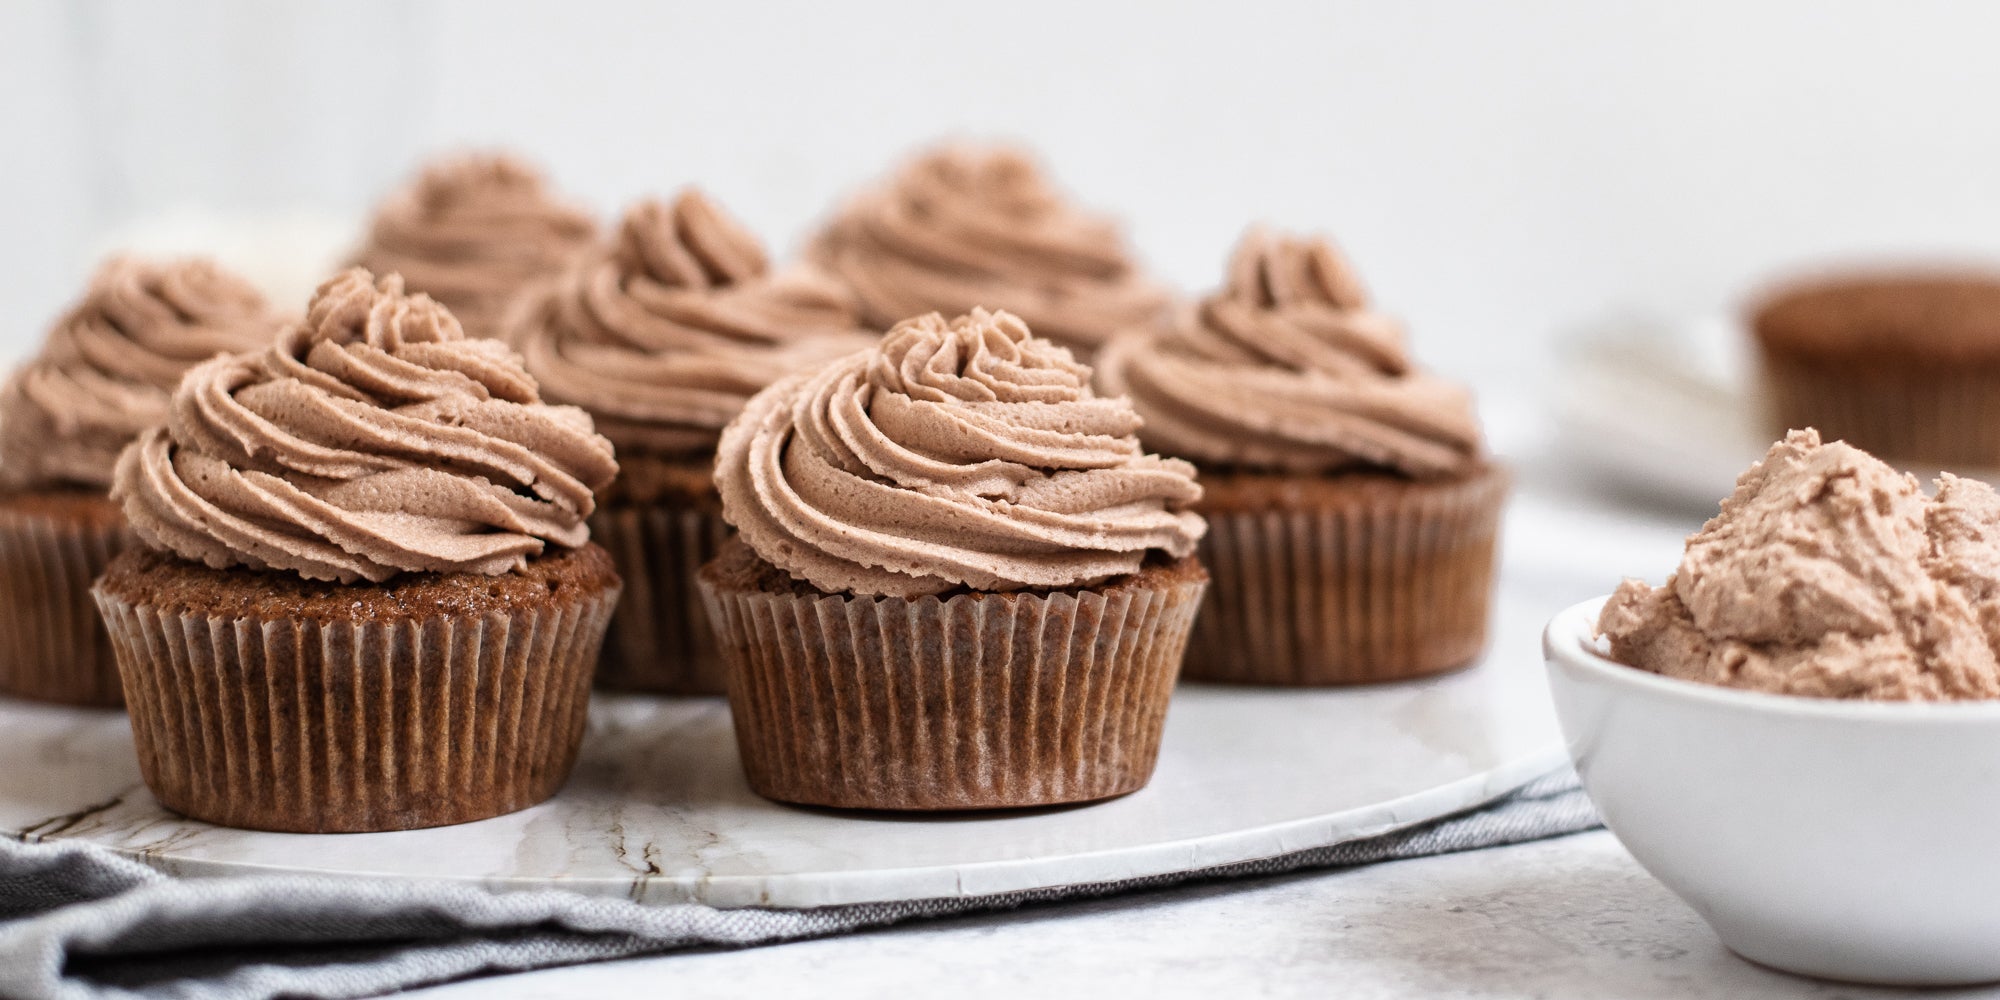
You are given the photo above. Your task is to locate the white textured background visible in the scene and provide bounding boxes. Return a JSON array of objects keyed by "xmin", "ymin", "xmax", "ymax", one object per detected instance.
[{"xmin": 6, "ymin": 0, "xmax": 2000, "ymax": 395}]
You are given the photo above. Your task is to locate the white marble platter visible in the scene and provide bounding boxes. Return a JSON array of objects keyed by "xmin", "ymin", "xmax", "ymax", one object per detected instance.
[{"xmin": 0, "ymin": 498, "xmax": 1607, "ymax": 910}]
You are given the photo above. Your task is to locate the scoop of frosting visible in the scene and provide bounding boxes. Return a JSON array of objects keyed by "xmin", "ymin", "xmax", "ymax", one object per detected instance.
[
  {"xmin": 715, "ymin": 308, "xmax": 1206, "ymax": 597},
  {"xmin": 113, "ymin": 269, "xmax": 619, "ymax": 584},
  {"xmin": 354, "ymin": 153, "xmax": 598, "ymax": 337},
  {"xmin": 513, "ymin": 189, "xmax": 877, "ymax": 457},
  {"xmin": 1598, "ymin": 429, "xmax": 2000, "ymax": 701},
  {"xmin": 811, "ymin": 145, "xmax": 1166, "ymax": 356},
  {"xmin": 1096, "ymin": 228, "xmax": 1482, "ymax": 479},
  {"xmin": 0, "ymin": 257, "xmax": 279, "ymax": 491}
]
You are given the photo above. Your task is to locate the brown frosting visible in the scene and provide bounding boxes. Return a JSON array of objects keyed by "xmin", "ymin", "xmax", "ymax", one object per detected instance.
[
  {"xmin": 0, "ymin": 257, "xmax": 279, "ymax": 492},
  {"xmin": 513, "ymin": 190, "xmax": 877, "ymax": 458},
  {"xmin": 1096, "ymin": 228, "xmax": 1482, "ymax": 479},
  {"xmin": 354, "ymin": 154, "xmax": 598, "ymax": 337},
  {"xmin": 811, "ymin": 145, "xmax": 1166, "ymax": 357},
  {"xmin": 113, "ymin": 269, "xmax": 618, "ymax": 584},
  {"xmin": 714, "ymin": 308, "xmax": 1206, "ymax": 597},
  {"xmin": 1599, "ymin": 428, "xmax": 2000, "ymax": 701}
]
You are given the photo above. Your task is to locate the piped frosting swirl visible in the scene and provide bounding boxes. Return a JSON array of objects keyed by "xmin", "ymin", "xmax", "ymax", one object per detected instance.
[
  {"xmin": 354, "ymin": 154, "xmax": 598, "ymax": 337},
  {"xmin": 514, "ymin": 190, "xmax": 877, "ymax": 457},
  {"xmin": 1096, "ymin": 228, "xmax": 1482, "ymax": 479},
  {"xmin": 0, "ymin": 257, "xmax": 279, "ymax": 491},
  {"xmin": 113, "ymin": 269, "xmax": 619, "ymax": 583},
  {"xmin": 811, "ymin": 145, "xmax": 1167, "ymax": 357},
  {"xmin": 715, "ymin": 308, "xmax": 1205, "ymax": 597}
]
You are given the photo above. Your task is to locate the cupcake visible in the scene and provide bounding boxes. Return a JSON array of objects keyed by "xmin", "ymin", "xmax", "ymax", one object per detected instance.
[
  {"xmin": 1752, "ymin": 270, "xmax": 2000, "ymax": 469},
  {"xmin": 354, "ymin": 153, "xmax": 598, "ymax": 338},
  {"xmin": 702, "ymin": 308, "xmax": 1208, "ymax": 811},
  {"xmin": 810, "ymin": 144, "xmax": 1168, "ymax": 359},
  {"xmin": 0, "ymin": 257, "xmax": 278, "ymax": 706},
  {"xmin": 94, "ymin": 269, "xmax": 621, "ymax": 833},
  {"xmin": 513, "ymin": 190, "xmax": 876, "ymax": 695},
  {"xmin": 1097, "ymin": 228, "xmax": 1506, "ymax": 685}
]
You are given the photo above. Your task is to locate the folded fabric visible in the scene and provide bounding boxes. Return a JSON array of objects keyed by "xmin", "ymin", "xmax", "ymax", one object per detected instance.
[{"xmin": 0, "ymin": 770, "xmax": 1596, "ymax": 1000}]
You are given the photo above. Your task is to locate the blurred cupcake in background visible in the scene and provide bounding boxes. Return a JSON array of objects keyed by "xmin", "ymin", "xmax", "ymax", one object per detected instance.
[
  {"xmin": 1098, "ymin": 228, "xmax": 1506, "ymax": 685},
  {"xmin": 810, "ymin": 144, "xmax": 1168, "ymax": 359},
  {"xmin": 513, "ymin": 189, "xmax": 876, "ymax": 695},
  {"xmin": 354, "ymin": 152, "xmax": 598, "ymax": 338},
  {"xmin": 1751, "ymin": 269, "xmax": 2000, "ymax": 470},
  {"xmin": 0, "ymin": 256, "xmax": 279, "ymax": 705},
  {"xmin": 97, "ymin": 269, "xmax": 621, "ymax": 832},
  {"xmin": 702, "ymin": 308, "xmax": 1207, "ymax": 810}
]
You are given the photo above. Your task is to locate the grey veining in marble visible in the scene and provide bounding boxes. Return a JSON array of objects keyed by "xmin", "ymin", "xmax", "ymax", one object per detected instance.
[{"xmin": 418, "ymin": 834, "xmax": 1996, "ymax": 1000}]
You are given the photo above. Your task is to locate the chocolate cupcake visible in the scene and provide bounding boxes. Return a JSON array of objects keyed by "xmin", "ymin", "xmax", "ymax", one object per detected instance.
[
  {"xmin": 513, "ymin": 190, "xmax": 876, "ymax": 695},
  {"xmin": 810, "ymin": 144, "xmax": 1167, "ymax": 359},
  {"xmin": 95, "ymin": 269, "xmax": 621, "ymax": 833},
  {"xmin": 1097, "ymin": 228, "xmax": 1506, "ymax": 685},
  {"xmin": 1752, "ymin": 270, "xmax": 2000, "ymax": 469},
  {"xmin": 354, "ymin": 153, "xmax": 598, "ymax": 339},
  {"xmin": 0, "ymin": 257, "xmax": 278, "ymax": 706},
  {"xmin": 702, "ymin": 308, "xmax": 1208, "ymax": 811}
]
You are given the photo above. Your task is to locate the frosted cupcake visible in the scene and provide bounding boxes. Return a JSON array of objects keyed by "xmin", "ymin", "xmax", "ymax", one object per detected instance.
[
  {"xmin": 1098, "ymin": 228, "xmax": 1506, "ymax": 685},
  {"xmin": 513, "ymin": 190, "xmax": 876, "ymax": 694},
  {"xmin": 354, "ymin": 153, "xmax": 597, "ymax": 338},
  {"xmin": 96, "ymin": 269, "xmax": 620, "ymax": 832},
  {"xmin": 702, "ymin": 308, "xmax": 1208, "ymax": 810},
  {"xmin": 1751, "ymin": 270, "xmax": 2000, "ymax": 469},
  {"xmin": 810, "ymin": 145, "xmax": 1167, "ymax": 359},
  {"xmin": 0, "ymin": 257, "xmax": 277, "ymax": 705}
]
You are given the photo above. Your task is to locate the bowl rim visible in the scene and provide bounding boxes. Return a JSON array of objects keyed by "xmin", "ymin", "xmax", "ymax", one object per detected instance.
[{"xmin": 1545, "ymin": 595, "xmax": 2000, "ymax": 721}]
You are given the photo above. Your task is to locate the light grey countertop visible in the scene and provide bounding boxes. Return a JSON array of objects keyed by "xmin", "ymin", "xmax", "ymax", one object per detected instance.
[{"xmin": 411, "ymin": 831, "xmax": 1987, "ymax": 999}]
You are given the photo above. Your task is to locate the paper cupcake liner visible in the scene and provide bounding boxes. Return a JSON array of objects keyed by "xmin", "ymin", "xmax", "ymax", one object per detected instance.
[
  {"xmin": 1761, "ymin": 352, "xmax": 2000, "ymax": 468},
  {"xmin": 590, "ymin": 503, "xmax": 733, "ymax": 695},
  {"xmin": 0, "ymin": 498, "xmax": 134, "ymax": 707},
  {"xmin": 92, "ymin": 578, "xmax": 618, "ymax": 833},
  {"xmin": 1184, "ymin": 468, "xmax": 1508, "ymax": 686},
  {"xmin": 699, "ymin": 558, "xmax": 1207, "ymax": 811}
]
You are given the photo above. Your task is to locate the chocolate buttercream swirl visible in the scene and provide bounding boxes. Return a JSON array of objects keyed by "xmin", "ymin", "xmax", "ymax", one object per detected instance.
[
  {"xmin": 113, "ymin": 269, "xmax": 618, "ymax": 583},
  {"xmin": 0, "ymin": 257, "xmax": 279, "ymax": 491},
  {"xmin": 355, "ymin": 154, "xmax": 598, "ymax": 337},
  {"xmin": 514, "ymin": 190, "xmax": 877, "ymax": 457},
  {"xmin": 1097, "ymin": 229, "xmax": 1482, "ymax": 479},
  {"xmin": 715, "ymin": 308, "xmax": 1205, "ymax": 597},
  {"xmin": 812, "ymin": 145, "xmax": 1167, "ymax": 356}
]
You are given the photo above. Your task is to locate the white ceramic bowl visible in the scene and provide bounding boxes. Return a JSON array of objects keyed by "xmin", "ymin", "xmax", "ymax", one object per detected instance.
[{"xmin": 1545, "ymin": 597, "xmax": 2000, "ymax": 986}]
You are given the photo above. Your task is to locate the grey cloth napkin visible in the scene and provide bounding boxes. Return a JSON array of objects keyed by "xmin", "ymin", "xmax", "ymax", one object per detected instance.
[{"xmin": 0, "ymin": 769, "xmax": 1597, "ymax": 1000}]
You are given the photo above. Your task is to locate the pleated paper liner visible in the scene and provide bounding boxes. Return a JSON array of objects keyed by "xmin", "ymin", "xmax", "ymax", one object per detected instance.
[
  {"xmin": 699, "ymin": 540, "xmax": 1208, "ymax": 811},
  {"xmin": 1183, "ymin": 465, "xmax": 1508, "ymax": 686},
  {"xmin": 0, "ymin": 491, "xmax": 134, "ymax": 707},
  {"xmin": 591, "ymin": 503, "xmax": 732, "ymax": 695},
  {"xmin": 92, "ymin": 546, "xmax": 620, "ymax": 833},
  {"xmin": 1760, "ymin": 351, "xmax": 2000, "ymax": 468}
]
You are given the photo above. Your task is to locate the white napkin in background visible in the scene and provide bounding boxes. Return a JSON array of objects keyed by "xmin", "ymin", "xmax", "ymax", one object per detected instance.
[{"xmin": 1550, "ymin": 313, "xmax": 1765, "ymax": 513}]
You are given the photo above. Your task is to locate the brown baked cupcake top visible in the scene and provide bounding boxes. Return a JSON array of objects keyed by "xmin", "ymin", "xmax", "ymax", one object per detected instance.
[
  {"xmin": 1096, "ymin": 227, "xmax": 1483, "ymax": 480},
  {"xmin": 112, "ymin": 268, "xmax": 618, "ymax": 584},
  {"xmin": 0, "ymin": 257, "xmax": 280, "ymax": 492},
  {"xmin": 809, "ymin": 144, "xmax": 1167, "ymax": 358},
  {"xmin": 512, "ymin": 189, "xmax": 876, "ymax": 461},
  {"xmin": 354, "ymin": 153, "xmax": 598, "ymax": 338},
  {"xmin": 714, "ymin": 308, "xmax": 1205, "ymax": 598},
  {"xmin": 1751, "ymin": 270, "xmax": 2000, "ymax": 364}
]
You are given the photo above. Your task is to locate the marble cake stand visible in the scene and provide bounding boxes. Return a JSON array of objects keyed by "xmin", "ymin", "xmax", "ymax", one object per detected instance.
[{"xmin": 0, "ymin": 577, "xmax": 1574, "ymax": 910}]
